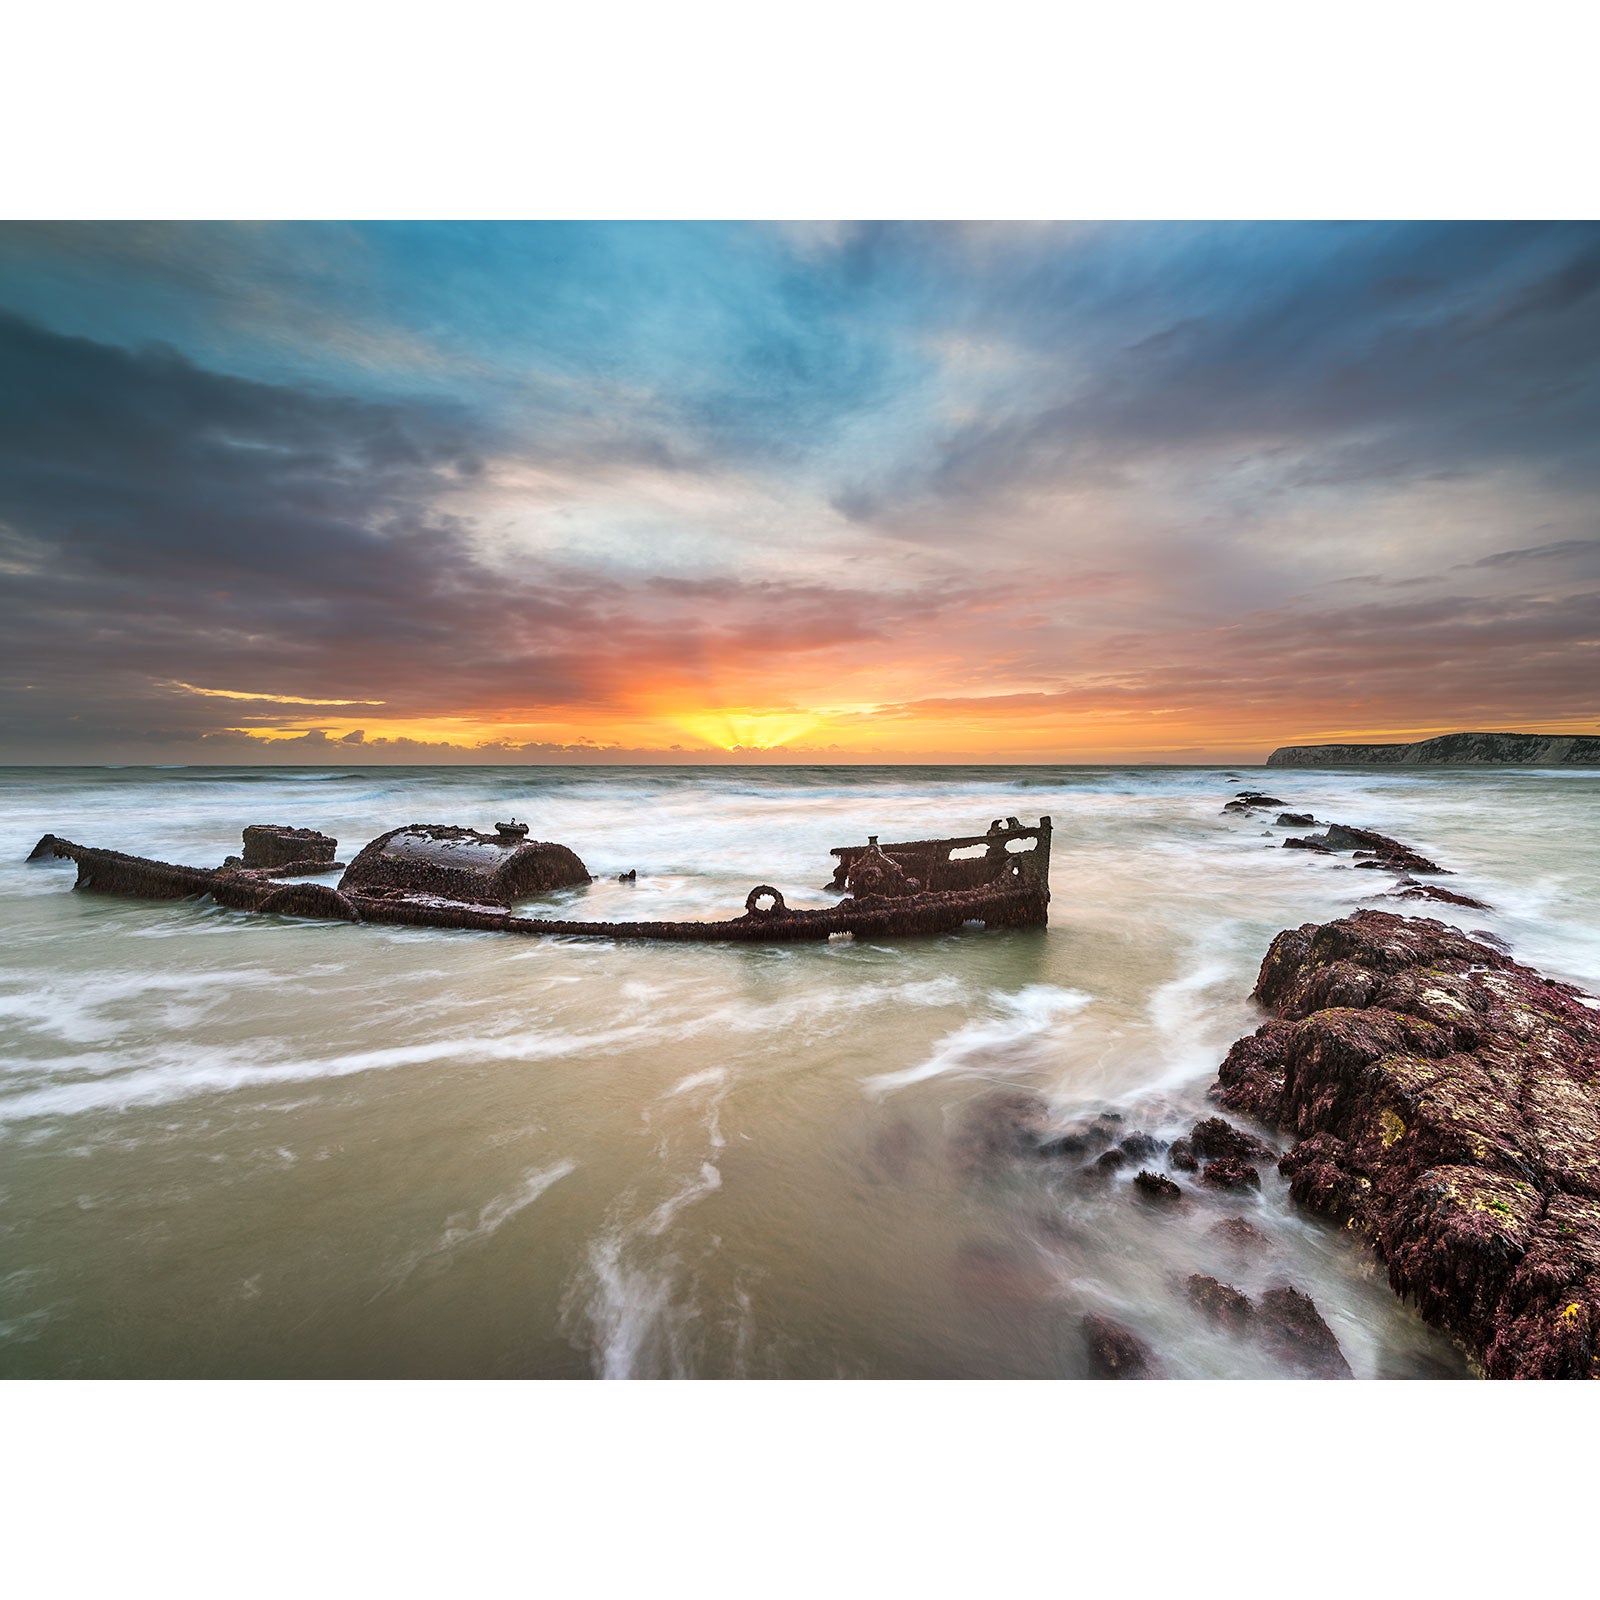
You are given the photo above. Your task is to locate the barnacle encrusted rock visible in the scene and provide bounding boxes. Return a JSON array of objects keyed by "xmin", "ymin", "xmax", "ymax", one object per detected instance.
[{"xmin": 1213, "ymin": 908, "xmax": 1600, "ymax": 1378}]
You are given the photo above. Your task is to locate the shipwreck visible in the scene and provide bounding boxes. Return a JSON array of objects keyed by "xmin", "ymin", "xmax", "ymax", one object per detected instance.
[{"xmin": 27, "ymin": 815, "xmax": 1052, "ymax": 943}]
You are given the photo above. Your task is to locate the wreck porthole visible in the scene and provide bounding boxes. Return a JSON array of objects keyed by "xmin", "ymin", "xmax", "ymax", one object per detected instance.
[{"xmin": 745, "ymin": 885, "xmax": 787, "ymax": 918}]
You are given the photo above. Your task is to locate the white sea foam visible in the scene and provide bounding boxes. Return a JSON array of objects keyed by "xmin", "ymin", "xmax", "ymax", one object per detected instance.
[
  {"xmin": 863, "ymin": 984, "xmax": 1092, "ymax": 1095},
  {"xmin": 399, "ymin": 1159, "xmax": 577, "ymax": 1280},
  {"xmin": 578, "ymin": 1231, "xmax": 681, "ymax": 1380},
  {"xmin": 645, "ymin": 1161, "xmax": 722, "ymax": 1235},
  {"xmin": 665, "ymin": 1066, "xmax": 727, "ymax": 1097}
]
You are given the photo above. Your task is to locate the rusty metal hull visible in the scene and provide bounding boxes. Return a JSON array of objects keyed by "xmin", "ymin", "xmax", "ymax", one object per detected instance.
[{"xmin": 27, "ymin": 815, "xmax": 1052, "ymax": 944}]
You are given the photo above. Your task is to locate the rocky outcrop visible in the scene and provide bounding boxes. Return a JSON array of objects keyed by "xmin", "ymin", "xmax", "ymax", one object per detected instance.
[
  {"xmin": 1213, "ymin": 908, "xmax": 1600, "ymax": 1378},
  {"xmin": 1266, "ymin": 732, "xmax": 1600, "ymax": 768}
]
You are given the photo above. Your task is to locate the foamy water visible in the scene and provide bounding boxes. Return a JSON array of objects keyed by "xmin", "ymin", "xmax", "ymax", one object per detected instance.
[{"xmin": 2, "ymin": 763, "xmax": 1596, "ymax": 1377}]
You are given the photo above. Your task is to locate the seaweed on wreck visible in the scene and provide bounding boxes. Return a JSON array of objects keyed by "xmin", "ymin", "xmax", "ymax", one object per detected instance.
[{"xmin": 26, "ymin": 815, "xmax": 1053, "ymax": 945}]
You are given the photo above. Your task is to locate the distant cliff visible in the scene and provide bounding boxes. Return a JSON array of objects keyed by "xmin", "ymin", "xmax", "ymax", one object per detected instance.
[{"xmin": 1266, "ymin": 731, "xmax": 1600, "ymax": 767}]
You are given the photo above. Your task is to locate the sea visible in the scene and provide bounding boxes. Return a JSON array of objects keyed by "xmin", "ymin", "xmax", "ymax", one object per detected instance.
[{"xmin": 2, "ymin": 762, "xmax": 1596, "ymax": 1378}]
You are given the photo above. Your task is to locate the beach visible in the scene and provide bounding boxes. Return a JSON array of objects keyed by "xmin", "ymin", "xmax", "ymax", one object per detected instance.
[{"xmin": 4, "ymin": 762, "xmax": 1597, "ymax": 1377}]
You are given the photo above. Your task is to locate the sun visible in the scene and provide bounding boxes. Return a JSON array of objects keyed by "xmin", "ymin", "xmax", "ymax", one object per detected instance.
[{"xmin": 670, "ymin": 710, "xmax": 821, "ymax": 751}]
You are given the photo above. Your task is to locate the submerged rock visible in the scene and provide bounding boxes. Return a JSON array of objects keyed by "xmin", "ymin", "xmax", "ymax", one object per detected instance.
[
  {"xmin": 1119, "ymin": 1131, "xmax": 1165, "ymax": 1160},
  {"xmin": 1258, "ymin": 1286, "xmax": 1352, "ymax": 1378},
  {"xmin": 954, "ymin": 1090, "xmax": 1055, "ymax": 1172},
  {"xmin": 1208, "ymin": 1216, "xmax": 1273, "ymax": 1255},
  {"xmin": 1081, "ymin": 1314, "xmax": 1156, "ymax": 1378},
  {"xmin": 1187, "ymin": 1274, "xmax": 1255, "ymax": 1330},
  {"xmin": 1214, "ymin": 907, "xmax": 1600, "ymax": 1379},
  {"xmin": 1383, "ymin": 881, "xmax": 1491, "ymax": 911}
]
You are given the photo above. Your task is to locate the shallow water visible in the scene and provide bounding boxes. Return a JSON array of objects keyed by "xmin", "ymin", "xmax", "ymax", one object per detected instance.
[{"xmin": 2, "ymin": 763, "xmax": 1596, "ymax": 1378}]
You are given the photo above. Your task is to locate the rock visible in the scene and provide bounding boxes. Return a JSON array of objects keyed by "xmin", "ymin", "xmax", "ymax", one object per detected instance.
[
  {"xmin": 1168, "ymin": 1137, "xmax": 1199, "ymax": 1171},
  {"xmin": 954, "ymin": 1090, "xmax": 1055, "ymax": 1171},
  {"xmin": 1119, "ymin": 1131, "xmax": 1164, "ymax": 1160},
  {"xmin": 1209, "ymin": 1217, "xmax": 1272, "ymax": 1254},
  {"xmin": 1095, "ymin": 1148, "xmax": 1128, "ymax": 1172},
  {"xmin": 1277, "ymin": 812, "xmax": 1316, "ymax": 827},
  {"xmin": 1133, "ymin": 1170, "xmax": 1182, "ymax": 1202},
  {"xmin": 1212, "ymin": 907, "xmax": 1600, "ymax": 1379},
  {"xmin": 1258, "ymin": 1286, "xmax": 1352, "ymax": 1377},
  {"xmin": 1187, "ymin": 1274, "xmax": 1255, "ymax": 1330},
  {"xmin": 1190, "ymin": 1116, "xmax": 1273, "ymax": 1164},
  {"xmin": 1278, "ymin": 1134, "xmax": 1370, "ymax": 1223},
  {"xmin": 1081, "ymin": 1314, "xmax": 1155, "ymax": 1378},
  {"xmin": 1201, "ymin": 1158, "xmax": 1261, "ymax": 1190},
  {"xmin": 1322, "ymin": 824, "xmax": 1445, "ymax": 875},
  {"xmin": 1384, "ymin": 882, "xmax": 1491, "ymax": 911},
  {"xmin": 1283, "ymin": 835, "xmax": 1335, "ymax": 853}
]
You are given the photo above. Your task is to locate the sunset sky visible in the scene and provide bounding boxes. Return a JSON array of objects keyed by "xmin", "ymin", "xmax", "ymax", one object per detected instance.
[{"xmin": 1, "ymin": 220, "xmax": 1596, "ymax": 764}]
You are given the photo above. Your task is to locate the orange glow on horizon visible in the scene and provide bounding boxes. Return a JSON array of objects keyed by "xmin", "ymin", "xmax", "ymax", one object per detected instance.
[{"xmin": 217, "ymin": 700, "xmax": 1600, "ymax": 762}]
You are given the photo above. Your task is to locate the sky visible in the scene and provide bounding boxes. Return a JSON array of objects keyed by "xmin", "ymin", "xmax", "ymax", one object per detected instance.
[{"xmin": 1, "ymin": 220, "xmax": 1596, "ymax": 765}]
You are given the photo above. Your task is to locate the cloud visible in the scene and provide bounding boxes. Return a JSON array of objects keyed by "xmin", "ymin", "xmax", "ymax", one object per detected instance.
[
  {"xmin": 1454, "ymin": 538, "xmax": 1600, "ymax": 570},
  {"xmin": 2, "ymin": 222, "xmax": 1598, "ymax": 763}
]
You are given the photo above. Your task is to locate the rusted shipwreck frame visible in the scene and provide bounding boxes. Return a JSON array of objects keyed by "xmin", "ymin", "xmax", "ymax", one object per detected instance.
[{"xmin": 28, "ymin": 816, "xmax": 1052, "ymax": 944}]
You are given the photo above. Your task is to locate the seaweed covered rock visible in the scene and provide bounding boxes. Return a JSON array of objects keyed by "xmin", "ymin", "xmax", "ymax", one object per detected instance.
[
  {"xmin": 1213, "ymin": 908, "xmax": 1600, "ymax": 1378},
  {"xmin": 1385, "ymin": 881, "xmax": 1491, "ymax": 911},
  {"xmin": 1133, "ymin": 1170, "xmax": 1182, "ymax": 1203},
  {"xmin": 1187, "ymin": 1274, "xmax": 1254, "ymax": 1330},
  {"xmin": 1322, "ymin": 824, "xmax": 1446, "ymax": 875},
  {"xmin": 1081, "ymin": 1314, "xmax": 1155, "ymax": 1378},
  {"xmin": 1209, "ymin": 1217, "xmax": 1272, "ymax": 1255},
  {"xmin": 1189, "ymin": 1116, "xmax": 1273, "ymax": 1164},
  {"xmin": 1258, "ymin": 1286, "xmax": 1352, "ymax": 1377},
  {"xmin": 1200, "ymin": 1157, "xmax": 1261, "ymax": 1191}
]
